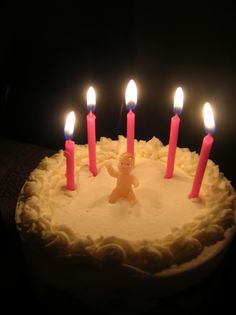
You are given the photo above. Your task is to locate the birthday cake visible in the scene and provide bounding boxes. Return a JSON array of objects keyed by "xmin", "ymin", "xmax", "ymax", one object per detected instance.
[{"xmin": 15, "ymin": 136, "xmax": 236, "ymax": 298}]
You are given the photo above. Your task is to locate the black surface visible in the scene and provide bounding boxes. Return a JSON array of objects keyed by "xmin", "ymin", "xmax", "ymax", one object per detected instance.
[{"xmin": 0, "ymin": 3, "xmax": 236, "ymax": 314}]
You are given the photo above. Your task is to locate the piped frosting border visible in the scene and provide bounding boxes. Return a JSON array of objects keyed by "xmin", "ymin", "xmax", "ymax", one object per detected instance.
[{"xmin": 16, "ymin": 136, "xmax": 236, "ymax": 274}]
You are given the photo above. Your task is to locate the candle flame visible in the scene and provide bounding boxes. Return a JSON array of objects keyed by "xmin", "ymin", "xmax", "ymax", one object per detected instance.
[
  {"xmin": 87, "ymin": 86, "xmax": 96, "ymax": 112},
  {"xmin": 125, "ymin": 79, "xmax": 137, "ymax": 110},
  {"xmin": 64, "ymin": 111, "xmax": 75, "ymax": 140},
  {"xmin": 203, "ymin": 102, "xmax": 215, "ymax": 135},
  {"xmin": 173, "ymin": 87, "xmax": 184, "ymax": 115}
]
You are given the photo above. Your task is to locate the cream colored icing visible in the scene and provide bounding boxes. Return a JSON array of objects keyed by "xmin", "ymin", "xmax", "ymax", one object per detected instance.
[{"xmin": 16, "ymin": 136, "xmax": 236, "ymax": 273}]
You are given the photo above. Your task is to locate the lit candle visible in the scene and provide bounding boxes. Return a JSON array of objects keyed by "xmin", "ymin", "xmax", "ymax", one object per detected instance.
[
  {"xmin": 189, "ymin": 102, "xmax": 215, "ymax": 199},
  {"xmin": 86, "ymin": 86, "xmax": 97, "ymax": 176},
  {"xmin": 165, "ymin": 87, "xmax": 184, "ymax": 178},
  {"xmin": 64, "ymin": 111, "xmax": 76, "ymax": 190},
  {"xmin": 125, "ymin": 79, "xmax": 137, "ymax": 155}
]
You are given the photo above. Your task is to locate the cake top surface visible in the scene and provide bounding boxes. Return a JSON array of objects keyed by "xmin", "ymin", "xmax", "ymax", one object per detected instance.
[
  {"xmin": 16, "ymin": 136, "xmax": 236, "ymax": 274},
  {"xmin": 53, "ymin": 157, "xmax": 206, "ymax": 241}
]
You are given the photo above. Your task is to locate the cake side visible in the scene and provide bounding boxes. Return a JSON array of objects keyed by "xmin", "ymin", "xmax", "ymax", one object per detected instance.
[{"xmin": 15, "ymin": 136, "xmax": 236, "ymax": 274}]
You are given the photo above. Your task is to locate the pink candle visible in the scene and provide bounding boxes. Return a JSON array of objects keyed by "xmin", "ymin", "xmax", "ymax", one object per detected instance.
[
  {"xmin": 125, "ymin": 80, "xmax": 137, "ymax": 155},
  {"xmin": 87, "ymin": 111, "xmax": 97, "ymax": 176},
  {"xmin": 165, "ymin": 87, "xmax": 184, "ymax": 179},
  {"xmin": 65, "ymin": 139, "xmax": 75, "ymax": 190},
  {"xmin": 64, "ymin": 111, "xmax": 76, "ymax": 190},
  {"xmin": 127, "ymin": 110, "xmax": 135, "ymax": 155},
  {"xmin": 189, "ymin": 102, "xmax": 215, "ymax": 199},
  {"xmin": 86, "ymin": 87, "xmax": 97, "ymax": 176}
]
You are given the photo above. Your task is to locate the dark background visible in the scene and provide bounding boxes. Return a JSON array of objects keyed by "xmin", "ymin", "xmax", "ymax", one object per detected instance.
[
  {"xmin": 0, "ymin": 2, "xmax": 236, "ymax": 314},
  {"xmin": 1, "ymin": 3, "xmax": 236, "ymax": 185}
]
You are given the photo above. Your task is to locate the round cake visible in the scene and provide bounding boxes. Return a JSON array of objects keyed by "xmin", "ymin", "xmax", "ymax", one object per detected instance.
[{"xmin": 15, "ymin": 136, "xmax": 236, "ymax": 299}]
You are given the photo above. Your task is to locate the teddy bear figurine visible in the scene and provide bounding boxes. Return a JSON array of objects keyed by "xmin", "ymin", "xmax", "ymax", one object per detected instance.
[{"xmin": 106, "ymin": 152, "xmax": 139, "ymax": 205}]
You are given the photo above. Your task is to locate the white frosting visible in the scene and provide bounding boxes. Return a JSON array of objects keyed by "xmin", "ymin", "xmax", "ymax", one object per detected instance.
[
  {"xmin": 16, "ymin": 136, "xmax": 236, "ymax": 273},
  {"xmin": 53, "ymin": 159, "xmax": 207, "ymax": 241}
]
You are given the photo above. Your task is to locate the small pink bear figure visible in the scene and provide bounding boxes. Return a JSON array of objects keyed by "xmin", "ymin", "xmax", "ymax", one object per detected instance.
[{"xmin": 106, "ymin": 152, "xmax": 139, "ymax": 205}]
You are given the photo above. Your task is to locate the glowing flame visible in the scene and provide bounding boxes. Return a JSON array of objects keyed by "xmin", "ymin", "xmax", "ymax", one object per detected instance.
[
  {"xmin": 203, "ymin": 102, "xmax": 215, "ymax": 134},
  {"xmin": 64, "ymin": 111, "xmax": 75, "ymax": 140},
  {"xmin": 173, "ymin": 87, "xmax": 184, "ymax": 115},
  {"xmin": 125, "ymin": 79, "xmax": 137, "ymax": 110},
  {"xmin": 87, "ymin": 86, "xmax": 96, "ymax": 112}
]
